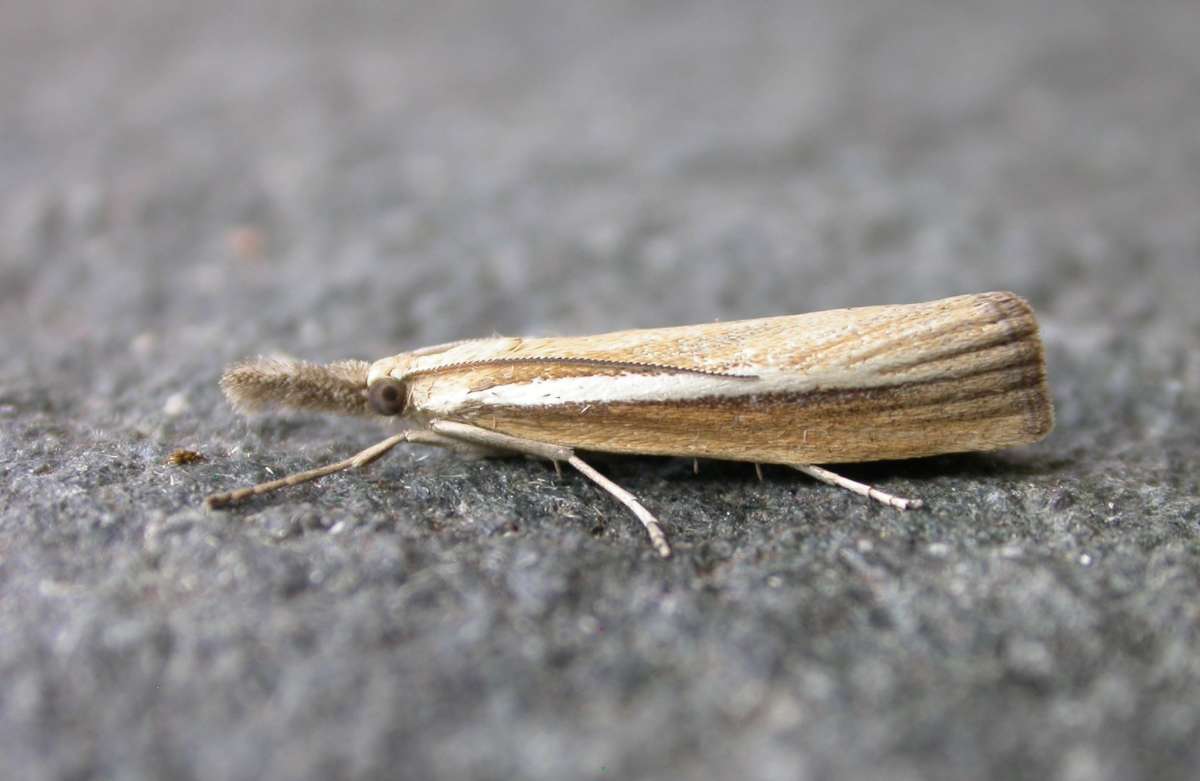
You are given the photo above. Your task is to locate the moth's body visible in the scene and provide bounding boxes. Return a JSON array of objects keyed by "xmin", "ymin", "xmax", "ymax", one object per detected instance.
[
  {"xmin": 210, "ymin": 292, "xmax": 1054, "ymax": 557},
  {"xmin": 369, "ymin": 291, "xmax": 1051, "ymax": 463}
]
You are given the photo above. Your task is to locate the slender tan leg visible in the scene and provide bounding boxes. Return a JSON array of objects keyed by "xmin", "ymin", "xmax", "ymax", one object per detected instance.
[
  {"xmin": 789, "ymin": 464, "xmax": 922, "ymax": 510},
  {"xmin": 205, "ymin": 429, "xmax": 462, "ymax": 509},
  {"xmin": 427, "ymin": 420, "xmax": 573, "ymax": 462},
  {"xmin": 566, "ymin": 456, "xmax": 672, "ymax": 558},
  {"xmin": 427, "ymin": 419, "xmax": 673, "ymax": 558}
]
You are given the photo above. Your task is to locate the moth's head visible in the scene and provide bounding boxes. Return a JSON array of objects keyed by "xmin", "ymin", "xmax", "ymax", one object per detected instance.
[
  {"xmin": 363, "ymin": 354, "xmax": 413, "ymax": 417},
  {"xmin": 219, "ymin": 356, "xmax": 385, "ymax": 418}
]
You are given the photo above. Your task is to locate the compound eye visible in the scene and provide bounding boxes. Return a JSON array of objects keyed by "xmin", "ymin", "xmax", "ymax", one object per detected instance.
[{"xmin": 367, "ymin": 378, "xmax": 407, "ymax": 416}]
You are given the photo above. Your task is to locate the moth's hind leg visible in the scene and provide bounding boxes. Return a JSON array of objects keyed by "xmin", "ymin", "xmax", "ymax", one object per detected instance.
[
  {"xmin": 788, "ymin": 463, "xmax": 922, "ymax": 510},
  {"xmin": 427, "ymin": 420, "xmax": 672, "ymax": 557}
]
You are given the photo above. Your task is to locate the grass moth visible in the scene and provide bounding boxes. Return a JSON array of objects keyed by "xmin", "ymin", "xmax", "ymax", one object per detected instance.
[{"xmin": 205, "ymin": 291, "xmax": 1053, "ymax": 557}]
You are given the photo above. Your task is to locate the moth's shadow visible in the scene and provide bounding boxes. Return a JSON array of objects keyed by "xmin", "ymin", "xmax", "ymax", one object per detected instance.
[
  {"xmin": 883, "ymin": 450, "xmax": 1074, "ymax": 481},
  {"xmin": 572, "ymin": 449, "xmax": 1074, "ymax": 486}
]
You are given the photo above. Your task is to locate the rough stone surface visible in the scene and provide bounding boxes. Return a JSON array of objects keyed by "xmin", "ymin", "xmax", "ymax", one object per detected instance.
[{"xmin": 3, "ymin": 2, "xmax": 1199, "ymax": 779}]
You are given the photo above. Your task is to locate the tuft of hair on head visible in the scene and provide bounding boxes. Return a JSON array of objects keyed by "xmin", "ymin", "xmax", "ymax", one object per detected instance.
[{"xmin": 219, "ymin": 356, "xmax": 373, "ymax": 417}]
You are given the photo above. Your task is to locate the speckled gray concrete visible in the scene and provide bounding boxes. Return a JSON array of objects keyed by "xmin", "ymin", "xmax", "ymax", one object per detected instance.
[{"xmin": 3, "ymin": 2, "xmax": 1199, "ymax": 779}]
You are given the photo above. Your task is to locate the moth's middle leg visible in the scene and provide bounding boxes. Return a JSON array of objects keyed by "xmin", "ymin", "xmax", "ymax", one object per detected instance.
[{"xmin": 427, "ymin": 419, "xmax": 672, "ymax": 557}]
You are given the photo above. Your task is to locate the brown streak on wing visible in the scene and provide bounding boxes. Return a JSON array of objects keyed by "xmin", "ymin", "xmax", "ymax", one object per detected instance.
[
  {"xmin": 791, "ymin": 296, "xmax": 980, "ymax": 368},
  {"xmin": 455, "ymin": 372, "xmax": 1046, "ymax": 463},
  {"xmin": 819, "ymin": 293, "xmax": 1031, "ymax": 371},
  {"xmin": 856, "ymin": 300, "xmax": 999, "ymax": 363},
  {"xmin": 402, "ymin": 356, "xmax": 758, "ymax": 383}
]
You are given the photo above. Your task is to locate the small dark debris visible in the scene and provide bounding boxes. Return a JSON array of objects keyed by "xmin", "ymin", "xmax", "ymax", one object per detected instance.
[{"xmin": 166, "ymin": 450, "xmax": 206, "ymax": 465}]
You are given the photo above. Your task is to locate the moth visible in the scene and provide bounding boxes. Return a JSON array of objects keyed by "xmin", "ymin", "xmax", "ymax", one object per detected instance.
[{"xmin": 205, "ymin": 291, "xmax": 1053, "ymax": 557}]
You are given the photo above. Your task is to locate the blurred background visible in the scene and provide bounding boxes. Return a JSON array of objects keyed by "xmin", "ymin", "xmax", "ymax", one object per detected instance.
[
  {"xmin": 2, "ymin": 1, "xmax": 1199, "ymax": 779},
  {"xmin": 8, "ymin": 1, "xmax": 1197, "ymax": 362}
]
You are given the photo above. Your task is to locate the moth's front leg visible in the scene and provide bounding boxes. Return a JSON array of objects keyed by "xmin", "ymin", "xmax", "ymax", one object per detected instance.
[{"xmin": 206, "ymin": 428, "xmax": 468, "ymax": 509}]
